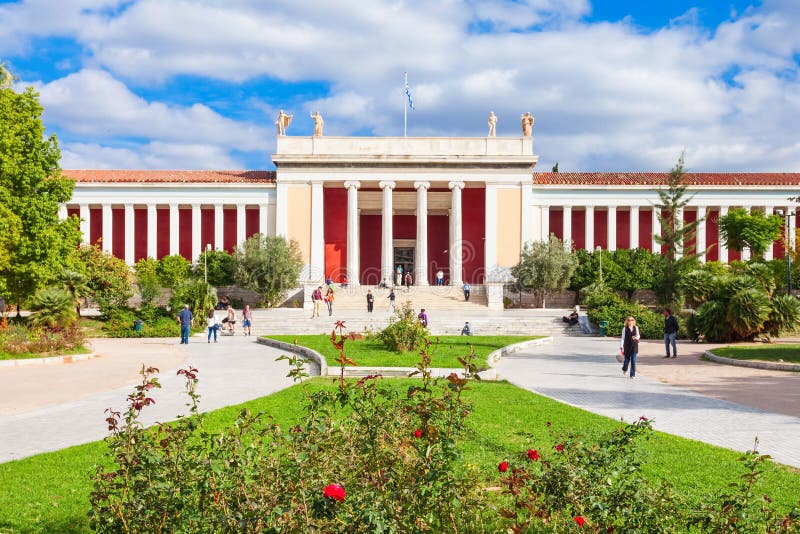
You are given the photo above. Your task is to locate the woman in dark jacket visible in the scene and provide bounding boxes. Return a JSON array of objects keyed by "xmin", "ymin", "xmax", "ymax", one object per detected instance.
[{"xmin": 619, "ymin": 315, "xmax": 640, "ymax": 379}]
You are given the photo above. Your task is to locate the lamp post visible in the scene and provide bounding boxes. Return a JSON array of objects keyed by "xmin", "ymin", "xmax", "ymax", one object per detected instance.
[
  {"xmin": 776, "ymin": 211, "xmax": 795, "ymax": 295},
  {"xmin": 596, "ymin": 245, "xmax": 603, "ymax": 285}
]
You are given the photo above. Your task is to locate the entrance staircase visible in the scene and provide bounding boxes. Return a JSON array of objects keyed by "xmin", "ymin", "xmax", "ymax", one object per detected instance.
[{"xmin": 327, "ymin": 284, "xmax": 487, "ymax": 311}]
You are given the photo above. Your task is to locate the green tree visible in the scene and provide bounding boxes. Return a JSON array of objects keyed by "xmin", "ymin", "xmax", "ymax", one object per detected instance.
[
  {"xmin": 718, "ymin": 208, "xmax": 783, "ymax": 259},
  {"xmin": 234, "ymin": 234, "xmax": 303, "ymax": 307},
  {"xmin": 169, "ymin": 279, "xmax": 216, "ymax": 318},
  {"xmin": 28, "ymin": 286, "xmax": 77, "ymax": 331},
  {"xmin": 511, "ymin": 234, "xmax": 578, "ymax": 308},
  {"xmin": 134, "ymin": 258, "xmax": 160, "ymax": 306},
  {"xmin": 66, "ymin": 244, "xmax": 133, "ymax": 313},
  {"xmin": 156, "ymin": 255, "xmax": 192, "ymax": 290},
  {"xmin": 0, "ymin": 66, "xmax": 81, "ymax": 314},
  {"xmin": 653, "ymin": 154, "xmax": 703, "ymax": 305},
  {"xmin": 60, "ymin": 269, "xmax": 91, "ymax": 316},
  {"xmin": 194, "ymin": 249, "xmax": 236, "ymax": 286}
]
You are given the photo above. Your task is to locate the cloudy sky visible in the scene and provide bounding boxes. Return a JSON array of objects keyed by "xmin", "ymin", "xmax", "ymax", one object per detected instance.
[{"xmin": 2, "ymin": 0, "xmax": 798, "ymax": 172}]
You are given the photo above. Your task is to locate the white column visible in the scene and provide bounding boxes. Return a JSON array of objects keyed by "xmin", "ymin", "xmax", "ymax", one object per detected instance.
[
  {"xmin": 259, "ymin": 203, "xmax": 269, "ymax": 237},
  {"xmin": 540, "ymin": 206, "xmax": 550, "ymax": 241},
  {"xmin": 521, "ymin": 180, "xmax": 533, "ymax": 246},
  {"xmin": 310, "ymin": 183, "xmax": 325, "ymax": 283},
  {"xmin": 484, "ymin": 183, "xmax": 497, "ymax": 279},
  {"xmin": 191, "ymin": 203, "xmax": 202, "ymax": 262},
  {"xmin": 788, "ymin": 206, "xmax": 797, "ymax": 255},
  {"xmin": 58, "ymin": 204, "xmax": 67, "ymax": 221},
  {"xmin": 236, "ymin": 203, "xmax": 247, "ymax": 247},
  {"xmin": 584, "ymin": 206, "xmax": 594, "ymax": 252},
  {"xmin": 718, "ymin": 206, "xmax": 729, "ymax": 263},
  {"xmin": 652, "ymin": 206, "xmax": 661, "ymax": 253},
  {"xmin": 741, "ymin": 206, "xmax": 752, "ymax": 261},
  {"xmin": 380, "ymin": 181, "xmax": 396, "ymax": 283},
  {"xmin": 214, "ymin": 204, "xmax": 224, "ymax": 250},
  {"xmin": 101, "ymin": 204, "xmax": 113, "ymax": 254},
  {"xmin": 147, "ymin": 204, "xmax": 157, "ymax": 259},
  {"xmin": 449, "ymin": 181, "xmax": 464, "ymax": 287},
  {"xmin": 562, "ymin": 206, "xmax": 572, "ymax": 248},
  {"xmin": 345, "ymin": 181, "xmax": 361, "ymax": 285},
  {"xmin": 696, "ymin": 206, "xmax": 707, "ymax": 262},
  {"xmin": 124, "ymin": 204, "xmax": 135, "ymax": 265},
  {"xmin": 764, "ymin": 206, "xmax": 774, "ymax": 260},
  {"xmin": 414, "ymin": 181, "xmax": 429, "ymax": 286},
  {"xmin": 608, "ymin": 206, "xmax": 617, "ymax": 251},
  {"xmin": 169, "ymin": 204, "xmax": 179, "ymax": 256},
  {"xmin": 629, "ymin": 206, "xmax": 639, "ymax": 249},
  {"xmin": 79, "ymin": 204, "xmax": 90, "ymax": 245},
  {"xmin": 275, "ymin": 182, "xmax": 288, "ymax": 237},
  {"xmin": 675, "ymin": 207, "xmax": 684, "ymax": 259}
]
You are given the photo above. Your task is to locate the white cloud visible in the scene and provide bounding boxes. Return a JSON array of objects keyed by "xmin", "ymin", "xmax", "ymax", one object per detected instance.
[{"xmin": 61, "ymin": 141, "xmax": 244, "ymax": 169}]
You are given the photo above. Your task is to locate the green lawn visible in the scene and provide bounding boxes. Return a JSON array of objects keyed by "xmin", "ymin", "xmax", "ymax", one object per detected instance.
[
  {"xmin": 263, "ymin": 334, "xmax": 540, "ymax": 368},
  {"xmin": 1, "ymin": 378, "xmax": 799, "ymax": 533},
  {"xmin": 712, "ymin": 344, "xmax": 800, "ymax": 364},
  {"xmin": 0, "ymin": 345, "xmax": 91, "ymax": 361}
]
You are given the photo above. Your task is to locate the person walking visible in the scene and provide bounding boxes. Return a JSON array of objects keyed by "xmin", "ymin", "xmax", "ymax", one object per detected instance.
[
  {"xmin": 404, "ymin": 271, "xmax": 412, "ymax": 290},
  {"xmin": 206, "ymin": 309, "xmax": 219, "ymax": 343},
  {"xmin": 663, "ymin": 308, "xmax": 678, "ymax": 358},
  {"xmin": 417, "ymin": 308, "xmax": 428, "ymax": 327},
  {"xmin": 177, "ymin": 304, "xmax": 193, "ymax": 345},
  {"xmin": 620, "ymin": 316, "xmax": 641, "ymax": 379},
  {"xmin": 225, "ymin": 305, "xmax": 236, "ymax": 334},
  {"xmin": 463, "ymin": 282, "xmax": 471, "ymax": 301},
  {"xmin": 436, "ymin": 270, "xmax": 444, "ymax": 286},
  {"xmin": 311, "ymin": 286, "xmax": 323, "ymax": 318},
  {"xmin": 366, "ymin": 290, "xmax": 374, "ymax": 312},
  {"xmin": 387, "ymin": 288, "xmax": 396, "ymax": 312},
  {"xmin": 242, "ymin": 305, "xmax": 253, "ymax": 336},
  {"xmin": 325, "ymin": 286, "xmax": 335, "ymax": 316}
]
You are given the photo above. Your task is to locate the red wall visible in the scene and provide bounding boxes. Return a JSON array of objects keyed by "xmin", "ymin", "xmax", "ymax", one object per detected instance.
[
  {"xmin": 428, "ymin": 215, "xmax": 449, "ymax": 283},
  {"xmin": 392, "ymin": 214, "xmax": 415, "ymax": 239},
  {"xmin": 90, "ymin": 207, "xmax": 102, "ymax": 246},
  {"xmin": 706, "ymin": 209, "xmax": 719, "ymax": 261},
  {"xmin": 683, "ymin": 209, "xmax": 697, "ymax": 256},
  {"xmin": 112, "ymin": 208, "xmax": 125, "ymax": 259},
  {"xmin": 462, "ymin": 188, "xmax": 485, "ymax": 283},
  {"xmin": 594, "ymin": 209, "xmax": 607, "ymax": 250},
  {"xmin": 223, "ymin": 208, "xmax": 237, "ymax": 252},
  {"xmin": 201, "ymin": 208, "xmax": 214, "ymax": 252},
  {"xmin": 246, "ymin": 208, "xmax": 260, "ymax": 238},
  {"xmin": 359, "ymin": 214, "xmax": 381, "ymax": 284},
  {"xmin": 324, "ymin": 188, "xmax": 347, "ymax": 281},
  {"xmin": 572, "ymin": 209, "xmax": 586, "ymax": 250},
  {"xmin": 639, "ymin": 209, "xmax": 652, "ymax": 251},
  {"xmin": 549, "ymin": 209, "xmax": 563, "ymax": 241},
  {"xmin": 179, "ymin": 208, "xmax": 192, "ymax": 259},
  {"xmin": 67, "ymin": 207, "xmax": 79, "ymax": 219},
  {"xmin": 134, "ymin": 208, "xmax": 148, "ymax": 261},
  {"xmin": 616, "ymin": 210, "xmax": 630, "ymax": 249},
  {"xmin": 157, "ymin": 208, "xmax": 170, "ymax": 259}
]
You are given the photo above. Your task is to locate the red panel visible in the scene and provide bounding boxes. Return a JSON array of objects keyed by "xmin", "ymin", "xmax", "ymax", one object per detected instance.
[
  {"xmin": 67, "ymin": 207, "xmax": 79, "ymax": 218},
  {"xmin": 461, "ymin": 188, "xmax": 485, "ymax": 284},
  {"xmin": 706, "ymin": 209, "xmax": 719, "ymax": 262},
  {"xmin": 683, "ymin": 209, "xmax": 697, "ymax": 256},
  {"xmin": 774, "ymin": 214, "xmax": 785, "ymax": 259},
  {"xmin": 157, "ymin": 208, "xmax": 170, "ymax": 259},
  {"xmin": 728, "ymin": 247, "xmax": 741, "ymax": 262},
  {"xmin": 616, "ymin": 209, "xmax": 630, "ymax": 250},
  {"xmin": 112, "ymin": 208, "xmax": 125, "ymax": 260},
  {"xmin": 324, "ymin": 188, "xmax": 347, "ymax": 282},
  {"xmin": 392, "ymin": 214, "xmax": 416, "ymax": 239},
  {"xmin": 90, "ymin": 207, "xmax": 102, "ymax": 246},
  {"xmin": 179, "ymin": 208, "xmax": 192, "ymax": 260},
  {"xmin": 223, "ymin": 208, "xmax": 237, "ymax": 252},
  {"xmin": 549, "ymin": 209, "xmax": 563, "ymax": 241},
  {"xmin": 359, "ymin": 214, "xmax": 382, "ymax": 284},
  {"xmin": 246, "ymin": 208, "xmax": 259, "ymax": 239},
  {"xmin": 639, "ymin": 209, "xmax": 652, "ymax": 251},
  {"xmin": 201, "ymin": 208, "xmax": 214, "ymax": 252},
  {"xmin": 428, "ymin": 215, "xmax": 450, "ymax": 283},
  {"xmin": 134, "ymin": 208, "xmax": 148, "ymax": 261},
  {"xmin": 572, "ymin": 209, "xmax": 585, "ymax": 250},
  {"xmin": 594, "ymin": 209, "xmax": 608, "ymax": 250}
]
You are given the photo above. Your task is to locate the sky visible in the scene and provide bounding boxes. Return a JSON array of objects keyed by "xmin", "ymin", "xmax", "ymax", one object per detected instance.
[{"xmin": 1, "ymin": 0, "xmax": 799, "ymax": 172}]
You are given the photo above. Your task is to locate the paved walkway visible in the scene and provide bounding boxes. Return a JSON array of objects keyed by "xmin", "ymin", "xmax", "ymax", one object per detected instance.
[{"xmin": 494, "ymin": 337, "xmax": 800, "ymax": 468}]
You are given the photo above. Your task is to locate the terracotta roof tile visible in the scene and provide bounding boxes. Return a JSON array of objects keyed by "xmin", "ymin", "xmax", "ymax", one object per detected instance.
[
  {"xmin": 63, "ymin": 170, "xmax": 276, "ymax": 184},
  {"xmin": 533, "ymin": 172, "xmax": 800, "ymax": 186}
]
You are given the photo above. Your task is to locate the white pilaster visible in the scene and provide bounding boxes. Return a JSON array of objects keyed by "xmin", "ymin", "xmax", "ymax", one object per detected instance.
[
  {"xmin": 719, "ymin": 206, "xmax": 729, "ymax": 263},
  {"xmin": 608, "ymin": 206, "xmax": 617, "ymax": 251},
  {"xmin": 124, "ymin": 203, "xmax": 135, "ymax": 265},
  {"xmin": 275, "ymin": 182, "xmax": 289, "ymax": 237},
  {"xmin": 540, "ymin": 206, "xmax": 550, "ymax": 241},
  {"xmin": 485, "ymin": 183, "xmax": 497, "ymax": 278},
  {"xmin": 191, "ymin": 203, "xmax": 202, "ymax": 262},
  {"xmin": 169, "ymin": 204, "xmax": 179, "ymax": 256},
  {"xmin": 521, "ymin": 180, "xmax": 533, "ymax": 246},
  {"xmin": 214, "ymin": 204, "xmax": 224, "ymax": 250},
  {"xmin": 764, "ymin": 206, "xmax": 774, "ymax": 260},
  {"xmin": 58, "ymin": 204, "xmax": 67, "ymax": 221},
  {"xmin": 79, "ymin": 204, "xmax": 90, "ymax": 245},
  {"xmin": 345, "ymin": 181, "xmax": 361, "ymax": 285},
  {"xmin": 652, "ymin": 207, "xmax": 661, "ymax": 253},
  {"xmin": 562, "ymin": 206, "xmax": 572, "ymax": 248},
  {"xmin": 309, "ymin": 183, "xmax": 325, "ymax": 283},
  {"xmin": 236, "ymin": 203, "xmax": 247, "ymax": 247},
  {"xmin": 147, "ymin": 204, "xmax": 157, "ymax": 259},
  {"xmin": 414, "ymin": 181, "xmax": 430, "ymax": 286},
  {"xmin": 788, "ymin": 206, "xmax": 797, "ymax": 255},
  {"xmin": 259, "ymin": 203, "xmax": 269, "ymax": 237},
  {"xmin": 585, "ymin": 206, "xmax": 594, "ymax": 252},
  {"xmin": 630, "ymin": 206, "xmax": 639, "ymax": 249},
  {"xmin": 380, "ymin": 181, "xmax": 396, "ymax": 283},
  {"xmin": 449, "ymin": 181, "xmax": 465, "ymax": 287},
  {"xmin": 696, "ymin": 206, "xmax": 707, "ymax": 262},
  {"xmin": 101, "ymin": 204, "xmax": 113, "ymax": 254},
  {"xmin": 675, "ymin": 207, "xmax": 684, "ymax": 259},
  {"xmin": 741, "ymin": 206, "xmax": 752, "ymax": 261}
]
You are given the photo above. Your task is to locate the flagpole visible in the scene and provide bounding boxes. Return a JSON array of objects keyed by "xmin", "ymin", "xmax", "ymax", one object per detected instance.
[{"xmin": 403, "ymin": 72, "xmax": 408, "ymax": 137}]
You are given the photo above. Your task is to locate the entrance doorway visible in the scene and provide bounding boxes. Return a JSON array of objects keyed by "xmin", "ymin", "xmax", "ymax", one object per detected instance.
[{"xmin": 393, "ymin": 247, "xmax": 414, "ymax": 286}]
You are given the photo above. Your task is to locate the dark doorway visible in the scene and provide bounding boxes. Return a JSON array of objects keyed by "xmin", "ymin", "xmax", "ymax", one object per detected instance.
[{"xmin": 394, "ymin": 247, "xmax": 414, "ymax": 285}]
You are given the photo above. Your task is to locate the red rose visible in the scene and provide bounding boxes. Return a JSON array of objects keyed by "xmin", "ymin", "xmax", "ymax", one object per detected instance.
[
  {"xmin": 546, "ymin": 421, "xmax": 552, "ymax": 427},
  {"xmin": 555, "ymin": 444, "xmax": 564, "ymax": 452},
  {"xmin": 323, "ymin": 483, "xmax": 346, "ymax": 502},
  {"xmin": 414, "ymin": 428, "xmax": 422, "ymax": 438},
  {"xmin": 498, "ymin": 461, "xmax": 509, "ymax": 473},
  {"xmin": 574, "ymin": 515, "xmax": 585, "ymax": 527},
  {"xmin": 527, "ymin": 449, "xmax": 540, "ymax": 461}
]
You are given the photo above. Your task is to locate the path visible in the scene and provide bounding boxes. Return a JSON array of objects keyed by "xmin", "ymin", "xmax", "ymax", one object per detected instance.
[{"xmin": 495, "ymin": 337, "xmax": 800, "ymax": 468}]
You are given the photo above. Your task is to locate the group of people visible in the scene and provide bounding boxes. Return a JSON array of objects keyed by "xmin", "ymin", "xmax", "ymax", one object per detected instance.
[
  {"xmin": 310, "ymin": 284, "xmax": 337, "ymax": 318},
  {"xmin": 619, "ymin": 308, "xmax": 679, "ymax": 379},
  {"xmin": 175, "ymin": 300, "xmax": 253, "ymax": 344}
]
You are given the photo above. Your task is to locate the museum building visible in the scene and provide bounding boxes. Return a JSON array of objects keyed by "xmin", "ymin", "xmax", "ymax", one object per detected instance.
[{"xmin": 61, "ymin": 132, "xmax": 800, "ymax": 295}]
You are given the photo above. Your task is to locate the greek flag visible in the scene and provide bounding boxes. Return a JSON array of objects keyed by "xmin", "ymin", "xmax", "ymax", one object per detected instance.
[{"xmin": 404, "ymin": 79, "xmax": 414, "ymax": 110}]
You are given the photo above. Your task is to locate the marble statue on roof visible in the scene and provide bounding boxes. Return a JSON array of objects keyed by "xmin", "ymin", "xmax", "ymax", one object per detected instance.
[{"xmin": 276, "ymin": 110, "xmax": 292, "ymax": 136}]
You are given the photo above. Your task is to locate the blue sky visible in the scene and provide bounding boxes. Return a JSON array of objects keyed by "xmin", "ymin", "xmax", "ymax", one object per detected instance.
[{"xmin": 1, "ymin": 0, "xmax": 798, "ymax": 172}]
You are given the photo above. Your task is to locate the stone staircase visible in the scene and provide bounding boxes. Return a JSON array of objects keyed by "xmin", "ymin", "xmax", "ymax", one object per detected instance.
[{"xmin": 324, "ymin": 284, "xmax": 488, "ymax": 311}]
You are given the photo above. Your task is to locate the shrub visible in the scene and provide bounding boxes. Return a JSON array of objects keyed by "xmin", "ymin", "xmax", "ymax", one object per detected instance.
[
  {"xmin": 0, "ymin": 323, "xmax": 85, "ymax": 355},
  {"xmin": 133, "ymin": 258, "xmax": 160, "ymax": 306},
  {"xmin": 194, "ymin": 249, "xmax": 235, "ymax": 286},
  {"xmin": 584, "ymin": 289, "xmax": 664, "ymax": 339},
  {"xmin": 67, "ymin": 244, "xmax": 134, "ymax": 313},
  {"xmin": 377, "ymin": 301, "xmax": 429, "ymax": 351},
  {"xmin": 28, "ymin": 286, "xmax": 76, "ymax": 330},
  {"xmin": 169, "ymin": 279, "xmax": 216, "ymax": 318},
  {"xmin": 156, "ymin": 255, "xmax": 192, "ymax": 289},
  {"xmin": 233, "ymin": 234, "xmax": 303, "ymax": 307}
]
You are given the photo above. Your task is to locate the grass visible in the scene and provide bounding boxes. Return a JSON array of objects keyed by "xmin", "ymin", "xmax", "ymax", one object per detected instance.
[
  {"xmin": 0, "ymin": 345, "xmax": 91, "ymax": 361},
  {"xmin": 1, "ymin": 378, "xmax": 799, "ymax": 533},
  {"xmin": 263, "ymin": 334, "xmax": 541, "ymax": 368},
  {"xmin": 712, "ymin": 345, "xmax": 800, "ymax": 365}
]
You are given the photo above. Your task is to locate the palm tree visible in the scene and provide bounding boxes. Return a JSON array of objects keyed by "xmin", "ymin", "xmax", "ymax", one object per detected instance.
[
  {"xmin": 29, "ymin": 287, "xmax": 77, "ymax": 331},
  {"xmin": 61, "ymin": 269, "xmax": 91, "ymax": 316}
]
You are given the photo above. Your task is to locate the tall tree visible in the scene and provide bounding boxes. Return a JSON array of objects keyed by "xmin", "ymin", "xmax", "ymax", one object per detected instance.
[
  {"xmin": 511, "ymin": 234, "xmax": 578, "ymax": 308},
  {"xmin": 718, "ymin": 208, "xmax": 783, "ymax": 259},
  {"xmin": 234, "ymin": 234, "xmax": 304, "ymax": 307},
  {"xmin": 0, "ymin": 65, "xmax": 81, "ymax": 313},
  {"xmin": 654, "ymin": 154, "xmax": 703, "ymax": 305}
]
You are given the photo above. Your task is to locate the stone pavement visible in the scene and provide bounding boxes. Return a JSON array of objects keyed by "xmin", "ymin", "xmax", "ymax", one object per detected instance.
[
  {"xmin": 494, "ymin": 336, "xmax": 800, "ymax": 468},
  {"xmin": 0, "ymin": 336, "xmax": 296, "ymax": 463}
]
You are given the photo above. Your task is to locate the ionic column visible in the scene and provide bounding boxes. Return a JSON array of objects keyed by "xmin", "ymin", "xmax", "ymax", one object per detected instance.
[
  {"xmin": 696, "ymin": 206, "xmax": 707, "ymax": 262},
  {"xmin": 449, "ymin": 181, "xmax": 465, "ymax": 286},
  {"xmin": 584, "ymin": 206, "xmax": 595, "ymax": 251},
  {"xmin": 608, "ymin": 206, "xmax": 617, "ymax": 251},
  {"xmin": 191, "ymin": 203, "xmax": 202, "ymax": 262},
  {"xmin": 484, "ymin": 183, "xmax": 498, "ymax": 278},
  {"xmin": 414, "ymin": 181, "xmax": 429, "ymax": 286},
  {"xmin": 79, "ymin": 204, "xmax": 90, "ymax": 244},
  {"xmin": 169, "ymin": 204, "xmax": 179, "ymax": 256},
  {"xmin": 236, "ymin": 203, "xmax": 247, "ymax": 247},
  {"xmin": 562, "ymin": 206, "xmax": 572, "ymax": 248},
  {"xmin": 214, "ymin": 204, "xmax": 224, "ymax": 250},
  {"xmin": 652, "ymin": 207, "xmax": 661, "ymax": 253},
  {"xmin": 147, "ymin": 204, "xmax": 157, "ymax": 259},
  {"xmin": 101, "ymin": 204, "xmax": 113, "ymax": 254},
  {"xmin": 630, "ymin": 206, "xmax": 640, "ymax": 249},
  {"xmin": 764, "ymin": 207, "xmax": 774, "ymax": 260},
  {"xmin": 540, "ymin": 206, "xmax": 550, "ymax": 241},
  {"xmin": 259, "ymin": 203, "xmax": 269, "ymax": 236},
  {"xmin": 124, "ymin": 203, "xmax": 135, "ymax": 265},
  {"xmin": 741, "ymin": 206, "xmax": 752, "ymax": 261},
  {"xmin": 345, "ymin": 181, "xmax": 362, "ymax": 285},
  {"xmin": 380, "ymin": 181, "xmax": 396, "ymax": 283},
  {"xmin": 275, "ymin": 183, "xmax": 288, "ymax": 237},
  {"xmin": 310, "ymin": 183, "xmax": 325, "ymax": 282},
  {"xmin": 718, "ymin": 206, "xmax": 729, "ymax": 263}
]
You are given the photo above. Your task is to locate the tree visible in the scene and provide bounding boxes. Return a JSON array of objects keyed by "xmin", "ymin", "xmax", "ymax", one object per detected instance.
[
  {"xmin": 551, "ymin": 162, "xmax": 559, "ymax": 173},
  {"xmin": 157, "ymin": 255, "xmax": 192, "ymax": 290},
  {"xmin": 718, "ymin": 208, "xmax": 783, "ymax": 259},
  {"xmin": 653, "ymin": 154, "xmax": 703, "ymax": 305},
  {"xmin": 61, "ymin": 269, "xmax": 92, "ymax": 316},
  {"xmin": 28, "ymin": 286, "xmax": 77, "ymax": 331},
  {"xmin": 234, "ymin": 234, "xmax": 303, "ymax": 307},
  {"xmin": 66, "ymin": 245, "xmax": 133, "ymax": 313},
  {"xmin": 194, "ymin": 249, "xmax": 236, "ymax": 286},
  {"xmin": 0, "ymin": 66, "xmax": 82, "ymax": 314},
  {"xmin": 511, "ymin": 234, "xmax": 578, "ymax": 308},
  {"xmin": 134, "ymin": 258, "xmax": 160, "ymax": 306}
]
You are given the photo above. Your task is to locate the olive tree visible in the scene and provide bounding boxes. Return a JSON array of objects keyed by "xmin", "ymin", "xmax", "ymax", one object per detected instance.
[
  {"xmin": 234, "ymin": 234, "xmax": 303, "ymax": 307},
  {"xmin": 511, "ymin": 235, "xmax": 578, "ymax": 308}
]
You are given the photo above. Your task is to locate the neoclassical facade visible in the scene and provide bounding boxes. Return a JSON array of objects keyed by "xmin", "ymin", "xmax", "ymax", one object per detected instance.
[{"xmin": 62, "ymin": 135, "xmax": 800, "ymax": 296}]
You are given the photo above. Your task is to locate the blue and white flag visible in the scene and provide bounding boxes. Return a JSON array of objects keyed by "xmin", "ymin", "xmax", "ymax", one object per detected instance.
[{"xmin": 404, "ymin": 73, "xmax": 414, "ymax": 110}]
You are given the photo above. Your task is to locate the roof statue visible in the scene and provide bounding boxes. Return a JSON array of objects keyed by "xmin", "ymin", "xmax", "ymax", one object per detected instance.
[
  {"xmin": 310, "ymin": 111, "xmax": 324, "ymax": 137},
  {"xmin": 275, "ymin": 110, "xmax": 292, "ymax": 136},
  {"xmin": 520, "ymin": 112, "xmax": 534, "ymax": 137},
  {"xmin": 487, "ymin": 111, "xmax": 497, "ymax": 137}
]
